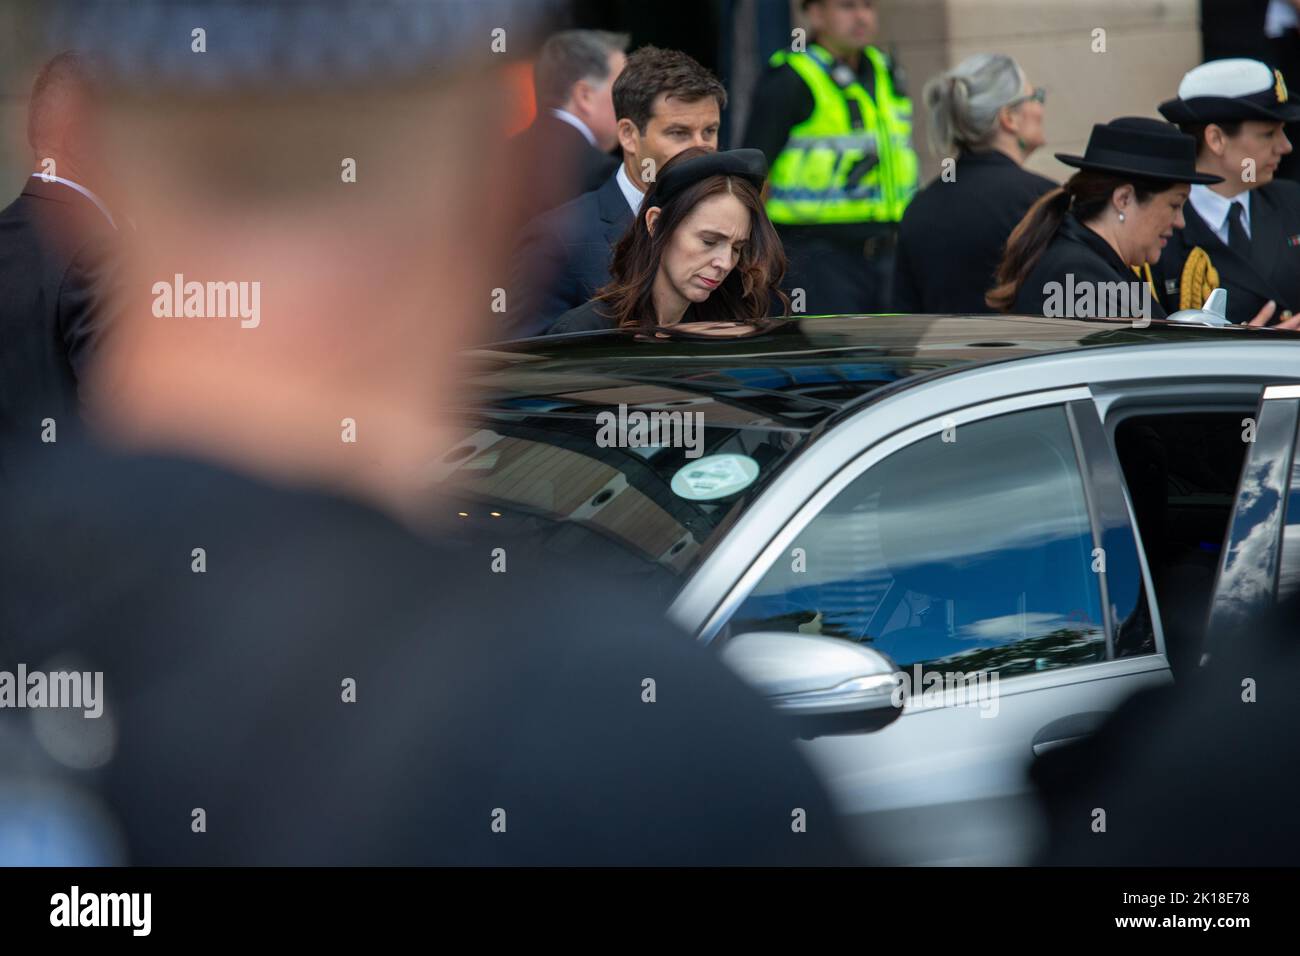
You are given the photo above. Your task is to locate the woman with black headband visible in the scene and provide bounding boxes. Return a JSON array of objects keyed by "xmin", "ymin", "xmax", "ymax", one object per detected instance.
[{"xmin": 548, "ymin": 147, "xmax": 790, "ymax": 334}]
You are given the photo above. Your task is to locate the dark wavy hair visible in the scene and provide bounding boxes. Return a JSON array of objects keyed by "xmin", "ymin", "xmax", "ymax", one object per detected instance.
[{"xmin": 596, "ymin": 147, "xmax": 789, "ymax": 331}]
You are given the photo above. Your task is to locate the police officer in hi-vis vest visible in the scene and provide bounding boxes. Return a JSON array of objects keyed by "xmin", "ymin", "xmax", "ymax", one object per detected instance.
[
  {"xmin": 1151, "ymin": 59, "xmax": 1300, "ymax": 328},
  {"xmin": 742, "ymin": 0, "xmax": 917, "ymax": 315}
]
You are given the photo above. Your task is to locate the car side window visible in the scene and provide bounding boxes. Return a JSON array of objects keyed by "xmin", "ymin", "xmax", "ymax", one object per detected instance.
[{"xmin": 727, "ymin": 405, "xmax": 1106, "ymax": 681}]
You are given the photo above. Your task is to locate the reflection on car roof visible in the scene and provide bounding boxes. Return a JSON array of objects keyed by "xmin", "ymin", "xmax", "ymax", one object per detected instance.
[{"xmin": 467, "ymin": 313, "xmax": 1295, "ymax": 430}]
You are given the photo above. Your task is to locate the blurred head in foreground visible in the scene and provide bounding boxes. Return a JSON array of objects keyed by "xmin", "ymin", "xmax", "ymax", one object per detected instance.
[
  {"xmin": 0, "ymin": 2, "xmax": 861, "ymax": 870},
  {"xmin": 57, "ymin": 0, "xmax": 543, "ymax": 522},
  {"xmin": 26, "ymin": 50, "xmax": 109, "ymax": 197}
]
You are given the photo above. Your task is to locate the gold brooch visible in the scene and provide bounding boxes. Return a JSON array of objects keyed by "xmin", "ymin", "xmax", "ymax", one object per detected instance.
[{"xmin": 1277, "ymin": 69, "xmax": 1289, "ymax": 104}]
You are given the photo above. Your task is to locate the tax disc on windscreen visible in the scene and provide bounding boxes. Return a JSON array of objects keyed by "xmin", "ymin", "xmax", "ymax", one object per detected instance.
[{"xmin": 671, "ymin": 454, "xmax": 759, "ymax": 501}]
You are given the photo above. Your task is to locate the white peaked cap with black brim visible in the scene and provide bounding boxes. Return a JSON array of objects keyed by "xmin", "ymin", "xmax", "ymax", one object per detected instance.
[{"xmin": 1159, "ymin": 58, "xmax": 1300, "ymax": 125}]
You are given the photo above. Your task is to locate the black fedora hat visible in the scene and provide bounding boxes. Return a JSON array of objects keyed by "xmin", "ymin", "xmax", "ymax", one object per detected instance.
[
  {"xmin": 1055, "ymin": 117, "xmax": 1224, "ymax": 184},
  {"xmin": 1159, "ymin": 58, "xmax": 1300, "ymax": 125},
  {"xmin": 651, "ymin": 148, "xmax": 768, "ymax": 206}
]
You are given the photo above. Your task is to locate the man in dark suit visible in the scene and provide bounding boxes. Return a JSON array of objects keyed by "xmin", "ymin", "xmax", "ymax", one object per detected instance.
[
  {"xmin": 506, "ymin": 46, "xmax": 726, "ymax": 338},
  {"xmin": 0, "ymin": 51, "xmax": 118, "ymax": 467},
  {"xmin": 508, "ymin": 30, "xmax": 627, "ymax": 226},
  {"xmin": 1153, "ymin": 58, "xmax": 1300, "ymax": 326}
]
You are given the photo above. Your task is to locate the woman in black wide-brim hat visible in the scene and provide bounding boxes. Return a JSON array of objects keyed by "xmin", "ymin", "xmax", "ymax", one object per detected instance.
[{"xmin": 987, "ymin": 116, "xmax": 1222, "ymax": 321}]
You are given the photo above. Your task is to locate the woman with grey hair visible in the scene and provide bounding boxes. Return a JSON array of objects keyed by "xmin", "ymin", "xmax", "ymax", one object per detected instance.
[{"xmin": 893, "ymin": 53, "xmax": 1054, "ymax": 313}]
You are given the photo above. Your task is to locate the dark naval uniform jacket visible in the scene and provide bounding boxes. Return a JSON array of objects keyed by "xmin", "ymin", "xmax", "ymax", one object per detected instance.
[{"xmin": 1150, "ymin": 179, "xmax": 1300, "ymax": 324}]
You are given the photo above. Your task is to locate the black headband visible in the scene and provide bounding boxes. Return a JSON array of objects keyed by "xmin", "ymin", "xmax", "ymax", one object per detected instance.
[{"xmin": 650, "ymin": 149, "xmax": 768, "ymax": 208}]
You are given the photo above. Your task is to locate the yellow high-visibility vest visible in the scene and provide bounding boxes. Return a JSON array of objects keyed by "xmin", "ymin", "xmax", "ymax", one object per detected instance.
[{"xmin": 767, "ymin": 43, "xmax": 918, "ymax": 225}]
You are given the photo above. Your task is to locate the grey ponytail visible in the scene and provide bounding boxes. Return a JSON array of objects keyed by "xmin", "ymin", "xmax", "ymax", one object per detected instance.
[{"xmin": 923, "ymin": 53, "xmax": 1026, "ymax": 156}]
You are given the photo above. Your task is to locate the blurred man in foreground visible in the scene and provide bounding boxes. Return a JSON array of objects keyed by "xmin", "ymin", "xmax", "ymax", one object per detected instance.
[
  {"xmin": 0, "ymin": 0, "xmax": 856, "ymax": 866},
  {"xmin": 0, "ymin": 51, "xmax": 118, "ymax": 470}
]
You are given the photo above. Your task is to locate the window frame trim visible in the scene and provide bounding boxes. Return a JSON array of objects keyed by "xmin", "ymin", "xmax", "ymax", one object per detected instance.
[
  {"xmin": 1066, "ymin": 399, "xmax": 1169, "ymax": 662},
  {"xmin": 1065, "ymin": 401, "xmax": 1116, "ymax": 660}
]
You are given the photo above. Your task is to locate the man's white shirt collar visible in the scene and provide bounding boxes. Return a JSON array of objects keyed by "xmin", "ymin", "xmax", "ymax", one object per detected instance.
[
  {"xmin": 549, "ymin": 108, "xmax": 596, "ymax": 148},
  {"xmin": 30, "ymin": 173, "xmax": 117, "ymax": 230},
  {"xmin": 615, "ymin": 163, "xmax": 644, "ymax": 215},
  {"xmin": 1189, "ymin": 184, "xmax": 1251, "ymax": 244}
]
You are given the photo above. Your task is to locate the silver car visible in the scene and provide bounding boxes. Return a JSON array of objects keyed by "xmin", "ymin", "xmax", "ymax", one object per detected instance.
[{"xmin": 449, "ymin": 314, "xmax": 1300, "ymax": 864}]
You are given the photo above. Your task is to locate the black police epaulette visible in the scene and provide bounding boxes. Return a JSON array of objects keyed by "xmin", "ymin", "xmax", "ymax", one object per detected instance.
[{"xmin": 887, "ymin": 43, "xmax": 908, "ymax": 97}]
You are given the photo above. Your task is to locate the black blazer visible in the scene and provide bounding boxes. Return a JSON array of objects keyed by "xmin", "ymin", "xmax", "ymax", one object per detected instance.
[
  {"xmin": 549, "ymin": 298, "xmax": 618, "ymax": 334},
  {"xmin": 894, "ymin": 150, "xmax": 1056, "ymax": 314},
  {"xmin": 550, "ymin": 299, "xmax": 708, "ymax": 335},
  {"xmin": 1013, "ymin": 213, "xmax": 1168, "ymax": 321},
  {"xmin": 506, "ymin": 171, "xmax": 635, "ymax": 338},
  {"xmin": 508, "ymin": 113, "xmax": 618, "ymax": 226},
  {"xmin": 0, "ymin": 178, "xmax": 117, "ymax": 465},
  {"xmin": 1150, "ymin": 180, "xmax": 1300, "ymax": 324}
]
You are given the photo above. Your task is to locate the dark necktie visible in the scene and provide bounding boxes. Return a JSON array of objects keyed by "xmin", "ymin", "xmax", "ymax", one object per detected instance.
[{"xmin": 1227, "ymin": 201, "xmax": 1251, "ymax": 258}]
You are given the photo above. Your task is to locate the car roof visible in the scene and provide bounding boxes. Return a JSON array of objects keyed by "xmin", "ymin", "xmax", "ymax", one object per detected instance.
[{"xmin": 466, "ymin": 314, "xmax": 1300, "ymax": 433}]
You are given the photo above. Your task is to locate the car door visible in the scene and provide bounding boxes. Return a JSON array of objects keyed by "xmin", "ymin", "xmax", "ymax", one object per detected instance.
[
  {"xmin": 709, "ymin": 391, "xmax": 1171, "ymax": 864},
  {"xmin": 1207, "ymin": 384, "xmax": 1300, "ymax": 656}
]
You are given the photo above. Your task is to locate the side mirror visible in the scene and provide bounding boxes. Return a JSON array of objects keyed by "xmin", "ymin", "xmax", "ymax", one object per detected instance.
[{"xmin": 719, "ymin": 632, "xmax": 903, "ymax": 738}]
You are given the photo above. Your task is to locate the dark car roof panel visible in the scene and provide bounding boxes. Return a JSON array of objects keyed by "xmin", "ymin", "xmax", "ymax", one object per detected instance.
[{"xmin": 468, "ymin": 314, "xmax": 1299, "ymax": 428}]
